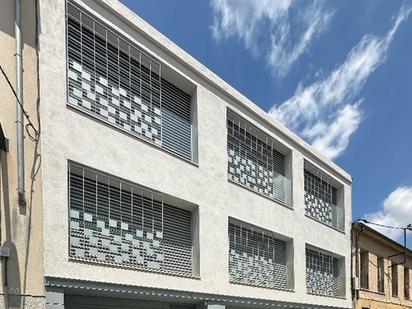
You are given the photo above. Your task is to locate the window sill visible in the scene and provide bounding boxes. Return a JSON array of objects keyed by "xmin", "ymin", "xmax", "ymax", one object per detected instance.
[
  {"xmin": 229, "ymin": 280, "xmax": 294, "ymax": 293},
  {"xmin": 227, "ymin": 178, "xmax": 293, "ymax": 210},
  {"xmin": 359, "ymin": 288, "xmax": 385, "ymax": 295},
  {"xmin": 66, "ymin": 104, "xmax": 199, "ymax": 167},
  {"xmin": 304, "ymin": 214, "xmax": 345, "ymax": 234},
  {"xmin": 307, "ymin": 291, "xmax": 346, "ymax": 299}
]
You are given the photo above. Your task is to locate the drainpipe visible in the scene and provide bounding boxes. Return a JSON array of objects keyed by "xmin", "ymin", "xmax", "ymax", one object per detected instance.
[
  {"xmin": 355, "ymin": 224, "xmax": 364, "ymax": 301},
  {"xmin": 15, "ymin": 0, "xmax": 26, "ymax": 207}
]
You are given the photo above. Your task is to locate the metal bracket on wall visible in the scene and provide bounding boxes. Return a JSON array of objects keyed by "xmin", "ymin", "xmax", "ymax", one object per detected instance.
[
  {"xmin": 388, "ymin": 252, "xmax": 406, "ymax": 267},
  {"xmin": 0, "ymin": 123, "xmax": 9, "ymax": 152}
]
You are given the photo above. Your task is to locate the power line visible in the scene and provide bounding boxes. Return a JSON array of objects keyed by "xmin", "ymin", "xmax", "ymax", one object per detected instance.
[
  {"xmin": 356, "ymin": 219, "xmax": 412, "ymax": 260},
  {"xmin": 355, "ymin": 219, "xmax": 412, "ymax": 230},
  {"xmin": 0, "ymin": 63, "xmax": 39, "ymax": 141}
]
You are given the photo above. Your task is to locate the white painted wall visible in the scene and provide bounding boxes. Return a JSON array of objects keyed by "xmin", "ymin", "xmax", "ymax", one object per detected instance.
[{"xmin": 38, "ymin": 0, "xmax": 352, "ymax": 308}]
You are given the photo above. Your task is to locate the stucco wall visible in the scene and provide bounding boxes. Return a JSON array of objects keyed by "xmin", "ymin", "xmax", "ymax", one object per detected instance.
[
  {"xmin": 0, "ymin": 0, "xmax": 44, "ymax": 307},
  {"xmin": 38, "ymin": 0, "xmax": 352, "ymax": 308}
]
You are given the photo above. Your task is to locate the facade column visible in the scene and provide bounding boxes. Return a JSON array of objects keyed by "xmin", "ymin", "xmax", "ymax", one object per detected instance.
[{"xmin": 46, "ymin": 287, "xmax": 64, "ymax": 309}]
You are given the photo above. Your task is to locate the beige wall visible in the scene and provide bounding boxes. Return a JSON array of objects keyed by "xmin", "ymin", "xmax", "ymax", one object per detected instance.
[
  {"xmin": 353, "ymin": 227, "xmax": 412, "ymax": 309},
  {"xmin": 0, "ymin": 0, "xmax": 44, "ymax": 307}
]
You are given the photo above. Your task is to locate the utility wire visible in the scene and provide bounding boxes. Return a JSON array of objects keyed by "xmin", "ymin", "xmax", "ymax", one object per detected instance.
[
  {"xmin": 355, "ymin": 218, "xmax": 412, "ymax": 230},
  {"xmin": 0, "ymin": 63, "xmax": 39, "ymax": 141}
]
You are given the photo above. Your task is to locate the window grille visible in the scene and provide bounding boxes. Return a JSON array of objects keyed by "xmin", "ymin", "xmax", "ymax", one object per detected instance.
[
  {"xmin": 306, "ymin": 248, "xmax": 340, "ymax": 297},
  {"xmin": 68, "ymin": 163, "xmax": 193, "ymax": 276},
  {"xmin": 66, "ymin": 2, "xmax": 193, "ymax": 160},
  {"xmin": 227, "ymin": 112, "xmax": 291, "ymax": 205},
  {"xmin": 304, "ymin": 162, "xmax": 341, "ymax": 228},
  {"xmin": 405, "ymin": 268, "xmax": 410, "ymax": 300},
  {"xmin": 228, "ymin": 222, "xmax": 288, "ymax": 289}
]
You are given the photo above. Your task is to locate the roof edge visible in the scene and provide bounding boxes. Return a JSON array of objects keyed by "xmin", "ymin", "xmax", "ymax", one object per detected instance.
[
  {"xmin": 353, "ymin": 222, "xmax": 412, "ymax": 257},
  {"xmin": 90, "ymin": 0, "xmax": 352, "ymax": 183}
]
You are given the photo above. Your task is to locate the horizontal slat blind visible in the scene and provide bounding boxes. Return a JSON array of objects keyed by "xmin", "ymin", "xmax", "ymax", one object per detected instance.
[
  {"xmin": 161, "ymin": 108, "xmax": 192, "ymax": 159},
  {"xmin": 229, "ymin": 222, "xmax": 287, "ymax": 289},
  {"xmin": 161, "ymin": 78, "xmax": 192, "ymax": 158},
  {"xmin": 66, "ymin": 2, "xmax": 193, "ymax": 160},
  {"xmin": 306, "ymin": 248, "xmax": 339, "ymax": 297},
  {"xmin": 227, "ymin": 112, "xmax": 291, "ymax": 205},
  {"xmin": 162, "ymin": 79, "xmax": 191, "ymax": 122},
  {"xmin": 68, "ymin": 163, "xmax": 193, "ymax": 276}
]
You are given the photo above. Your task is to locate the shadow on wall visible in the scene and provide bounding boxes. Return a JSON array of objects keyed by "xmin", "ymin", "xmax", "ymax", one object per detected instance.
[
  {"xmin": 0, "ymin": 0, "xmax": 37, "ymax": 48},
  {"xmin": 0, "ymin": 127, "xmax": 42, "ymax": 309},
  {"xmin": 1, "ymin": 0, "xmax": 43, "ymax": 307},
  {"xmin": 1, "ymin": 151, "xmax": 21, "ymax": 309},
  {"xmin": 22, "ymin": 116, "xmax": 42, "ymax": 309}
]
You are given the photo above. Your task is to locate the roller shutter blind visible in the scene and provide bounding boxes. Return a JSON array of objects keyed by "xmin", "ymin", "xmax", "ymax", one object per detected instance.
[
  {"xmin": 228, "ymin": 222, "xmax": 288, "ymax": 289},
  {"xmin": 304, "ymin": 162, "xmax": 341, "ymax": 229},
  {"xmin": 306, "ymin": 248, "xmax": 340, "ymax": 297},
  {"xmin": 66, "ymin": 2, "xmax": 193, "ymax": 160},
  {"xmin": 68, "ymin": 163, "xmax": 193, "ymax": 277},
  {"xmin": 161, "ymin": 78, "xmax": 192, "ymax": 160},
  {"xmin": 227, "ymin": 111, "xmax": 291, "ymax": 205}
]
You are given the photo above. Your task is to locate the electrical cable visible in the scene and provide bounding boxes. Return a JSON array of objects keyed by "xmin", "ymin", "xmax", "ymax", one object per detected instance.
[
  {"xmin": 355, "ymin": 218, "xmax": 412, "ymax": 230},
  {"xmin": 0, "ymin": 63, "xmax": 39, "ymax": 141}
]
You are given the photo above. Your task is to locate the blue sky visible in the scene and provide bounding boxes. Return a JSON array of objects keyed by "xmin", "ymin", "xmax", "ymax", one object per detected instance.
[{"xmin": 123, "ymin": 0, "xmax": 412, "ymax": 244}]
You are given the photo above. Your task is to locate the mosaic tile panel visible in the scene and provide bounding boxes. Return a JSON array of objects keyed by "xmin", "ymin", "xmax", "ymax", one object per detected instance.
[
  {"xmin": 68, "ymin": 164, "xmax": 193, "ymax": 276},
  {"xmin": 306, "ymin": 248, "xmax": 340, "ymax": 297},
  {"xmin": 229, "ymin": 223, "xmax": 287, "ymax": 289},
  {"xmin": 66, "ymin": 6, "xmax": 193, "ymax": 160},
  {"xmin": 304, "ymin": 166, "xmax": 338, "ymax": 228},
  {"xmin": 227, "ymin": 114, "xmax": 291, "ymax": 205}
]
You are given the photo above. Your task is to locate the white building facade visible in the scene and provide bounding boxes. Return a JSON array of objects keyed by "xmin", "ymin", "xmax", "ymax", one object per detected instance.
[{"xmin": 37, "ymin": 0, "xmax": 353, "ymax": 308}]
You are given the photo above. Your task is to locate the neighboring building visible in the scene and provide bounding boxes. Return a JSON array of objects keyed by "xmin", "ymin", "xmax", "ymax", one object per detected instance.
[
  {"xmin": 0, "ymin": 0, "xmax": 45, "ymax": 307},
  {"xmin": 352, "ymin": 222, "xmax": 412, "ymax": 309},
  {"xmin": 1, "ymin": 0, "xmax": 352, "ymax": 308}
]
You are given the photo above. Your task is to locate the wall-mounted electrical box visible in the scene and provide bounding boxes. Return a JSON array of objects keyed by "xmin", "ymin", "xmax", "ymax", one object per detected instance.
[{"xmin": 0, "ymin": 246, "xmax": 10, "ymax": 258}]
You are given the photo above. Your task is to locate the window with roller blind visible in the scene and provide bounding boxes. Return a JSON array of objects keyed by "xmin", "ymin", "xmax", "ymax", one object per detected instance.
[
  {"xmin": 228, "ymin": 219, "xmax": 293, "ymax": 290},
  {"xmin": 68, "ymin": 162, "xmax": 196, "ymax": 277},
  {"xmin": 227, "ymin": 111, "xmax": 292, "ymax": 206},
  {"xmin": 304, "ymin": 161, "xmax": 344, "ymax": 230},
  {"xmin": 306, "ymin": 246, "xmax": 345, "ymax": 298},
  {"xmin": 66, "ymin": 1, "xmax": 195, "ymax": 161}
]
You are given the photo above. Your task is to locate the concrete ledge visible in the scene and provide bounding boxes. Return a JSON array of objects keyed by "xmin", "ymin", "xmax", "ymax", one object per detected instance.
[{"xmin": 46, "ymin": 277, "xmax": 351, "ymax": 309}]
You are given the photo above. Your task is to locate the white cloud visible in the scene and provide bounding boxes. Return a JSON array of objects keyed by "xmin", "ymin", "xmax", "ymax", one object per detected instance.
[
  {"xmin": 269, "ymin": 6, "xmax": 411, "ymax": 160},
  {"xmin": 308, "ymin": 103, "xmax": 362, "ymax": 159},
  {"xmin": 210, "ymin": 0, "xmax": 334, "ymax": 77},
  {"xmin": 365, "ymin": 187, "xmax": 412, "ymax": 242}
]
